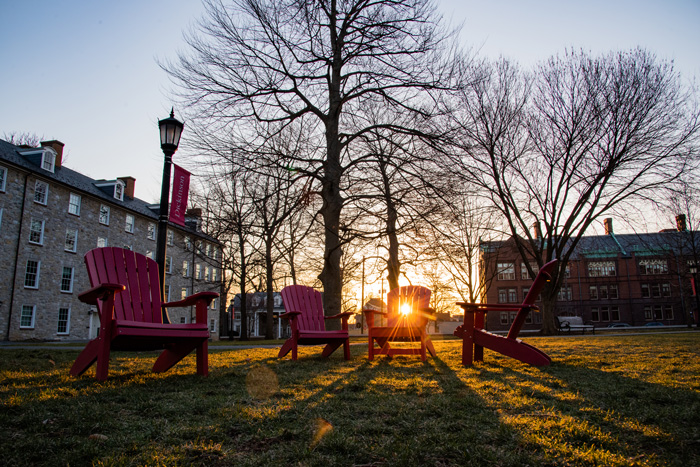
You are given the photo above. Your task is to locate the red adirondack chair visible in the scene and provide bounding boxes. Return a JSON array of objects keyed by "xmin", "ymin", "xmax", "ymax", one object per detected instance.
[
  {"xmin": 278, "ymin": 285, "xmax": 353, "ymax": 360},
  {"xmin": 364, "ymin": 285, "xmax": 436, "ymax": 361},
  {"xmin": 454, "ymin": 259, "xmax": 557, "ymax": 367},
  {"xmin": 70, "ymin": 247, "xmax": 219, "ymax": 381}
]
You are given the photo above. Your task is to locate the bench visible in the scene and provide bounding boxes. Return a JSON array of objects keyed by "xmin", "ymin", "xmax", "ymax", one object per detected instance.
[{"xmin": 557, "ymin": 316, "xmax": 595, "ymax": 334}]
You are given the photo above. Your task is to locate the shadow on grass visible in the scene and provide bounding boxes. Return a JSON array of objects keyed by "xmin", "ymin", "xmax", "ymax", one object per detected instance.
[{"xmin": 1, "ymin": 336, "xmax": 699, "ymax": 466}]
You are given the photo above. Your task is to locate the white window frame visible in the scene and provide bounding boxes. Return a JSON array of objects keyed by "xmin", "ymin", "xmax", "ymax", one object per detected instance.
[
  {"xmin": 165, "ymin": 256, "xmax": 172, "ymax": 274},
  {"xmin": 29, "ymin": 218, "xmax": 45, "ymax": 245},
  {"xmin": 34, "ymin": 180, "xmax": 48, "ymax": 205},
  {"xmin": 24, "ymin": 260, "xmax": 40, "ymax": 289},
  {"xmin": 125, "ymin": 214, "xmax": 135, "ymax": 233},
  {"xmin": 60, "ymin": 266, "xmax": 74, "ymax": 293},
  {"xmin": 147, "ymin": 223, "xmax": 156, "ymax": 240},
  {"xmin": 68, "ymin": 193, "xmax": 81, "ymax": 216},
  {"xmin": 114, "ymin": 181, "xmax": 124, "ymax": 201},
  {"xmin": 210, "ymin": 297, "xmax": 217, "ymax": 310},
  {"xmin": 181, "ymin": 287, "xmax": 190, "ymax": 300},
  {"xmin": 65, "ymin": 228, "xmax": 78, "ymax": 252},
  {"xmin": 183, "ymin": 260, "xmax": 191, "ymax": 278},
  {"xmin": 0, "ymin": 165, "xmax": 7, "ymax": 192},
  {"xmin": 97, "ymin": 237, "xmax": 108, "ymax": 248},
  {"xmin": 99, "ymin": 205, "xmax": 110, "ymax": 225},
  {"xmin": 57, "ymin": 307, "xmax": 71, "ymax": 334},
  {"xmin": 167, "ymin": 230, "xmax": 174, "ymax": 246},
  {"xmin": 41, "ymin": 148, "xmax": 56, "ymax": 172},
  {"xmin": 196, "ymin": 263, "xmax": 203, "ymax": 280},
  {"xmin": 497, "ymin": 262, "xmax": 516, "ymax": 281},
  {"xmin": 20, "ymin": 305, "xmax": 36, "ymax": 329}
]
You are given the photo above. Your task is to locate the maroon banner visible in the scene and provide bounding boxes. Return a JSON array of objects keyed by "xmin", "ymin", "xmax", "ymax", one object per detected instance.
[{"xmin": 169, "ymin": 164, "xmax": 191, "ymax": 226}]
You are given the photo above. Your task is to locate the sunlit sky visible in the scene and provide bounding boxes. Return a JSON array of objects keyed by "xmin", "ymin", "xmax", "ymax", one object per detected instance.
[{"xmin": 1, "ymin": 0, "xmax": 698, "ymax": 205}]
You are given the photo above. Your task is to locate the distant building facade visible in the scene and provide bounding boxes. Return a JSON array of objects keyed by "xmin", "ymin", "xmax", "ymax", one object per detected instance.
[
  {"xmin": 481, "ymin": 217, "xmax": 698, "ymax": 332},
  {"xmin": 228, "ymin": 292, "xmax": 288, "ymax": 339},
  {"xmin": 0, "ymin": 138, "xmax": 224, "ymax": 341}
]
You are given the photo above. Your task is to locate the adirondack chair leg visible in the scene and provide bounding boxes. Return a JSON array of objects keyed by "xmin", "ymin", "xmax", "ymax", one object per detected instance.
[
  {"xmin": 278, "ymin": 337, "xmax": 295, "ymax": 359},
  {"xmin": 420, "ymin": 335, "xmax": 427, "ymax": 361},
  {"xmin": 343, "ymin": 338, "xmax": 351, "ymax": 360},
  {"xmin": 196, "ymin": 341, "xmax": 208, "ymax": 376},
  {"xmin": 153, "ymin": 341, "xmax": 208, "ymax": 375},
  {"xmin": 368, "ymin": 334, "xmax": 375, "ymax": 361},
  {"xmin": 321, "ymin": 341, "xmax": 343, "ymax": 358},
  {"xmin": 474, "ymin": 311, "xmax": 485, "ymax": 362},
  {"xmin": 69, "ymin": 339, "xmax": 100, "ymax": 376},
  {"xmin": 461, "ymin": 312, "xmax": 475, "ymax": 366},
  {"xmin": 425, "ymin": 337, "xmax": 436, "ymax": 357},
  {"xmin": 95, "ymin": 335, "xmax": 112, "ymax": 381}
]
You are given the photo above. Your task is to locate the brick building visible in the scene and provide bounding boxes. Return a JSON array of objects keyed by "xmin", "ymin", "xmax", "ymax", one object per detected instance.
[
  {"xmin": 0, "ymin": 138, "xmax": 223, "ymax": 341},
  {"xmin": 481, "ymin": 218, "xmax": 699, "ymax": 332}
]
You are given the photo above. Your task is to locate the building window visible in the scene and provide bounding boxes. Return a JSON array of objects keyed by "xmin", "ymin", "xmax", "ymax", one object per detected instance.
[
  {"xmin": 180, "ymin": 316, "xmax": 187, "ymax": 324},
  {"xmin": 557, "ymin": 286, "xmax": 572, "ymax": 301},
  {"xmin": 42, "ymin": 149, "xmax": 56, "ymax": 172},
  {"xmin": 209, "ymin": 319, "xmax": 217, "ymax": 332},
  {"xmin": 146, "ymin": 250, "xmax": 154, "ymax": 260},
  {"xmin": 500, "ymin": 312, "xmax": 509, "ymax": 325},
  {"xmin": 664, "ymin": 305, "xmax": 674, "ymax": 320},
  {"xmin": 609, "ymin": 284, "xmax": 618, "ymax": 299},
  {"xmin": 97, "ymin": 237, "xmax": 108, "ymax": 248},
  {"xmin": 205, "ymin": 266, "xmax": 211, "ymax": 282},
  {"xmin": 60, "ymin": 267, "xmax": 74, "ymax": 293},
  {"xmin": 184, "ymin": 236, "xmax": 193, "ymax": 251},
  {"xmin": 498, "ymin": 288, "xmax": 517, "ymax": 303},
  {"xmin": 125, "ymin": 214, "xmax": 135, "ymax": 233},
  {"xmin": 147, "ymin": 223, "xmax": 156, "ymax": 240},
  {"xmin": 164, "ymin": 284, "xmax": 170, "ymax": 302},
  {"xmin": 65, "ymin": 229, "xmax": 78, "ymax": 252},
  {"xmin": 99, "ymin": 205, "xmax": 110, "ymax": 225},
  {"xmin": 212, "ymin": 268, "xmax": 218, "ymax": 282},
  {"xmin": 165, "ymin": 256, "xmax": 172, "ymax": 274},
  {"xmin": 591, "ymin": 307, "xmax": 599, "ymax": 322},
  {"xmin": 29, "ymin": 218, "xmax": 45, "ymax": 245},
  {"xmin": 611, "ymin": 306, "xmax": 620, "ymax": 321},
  {"xmin": 182, "ymin": 261, "xmax": 191, "ymax": 278},
  {"xmin": 661, "ymin": 283, "xmax": 671, "ymax": 297},
  {"xmin": 181, "ymin": 287, "xmax": 189, "ymax": 300},
  {"xmin": 589, "ymin": 285, "xmax": 598, "ymax": 300},
  {"xmin": 639, "ymin": 259, "xmax": 668, "ymax": 275},
  {"xmin": 521, "ymin": 262, "xmax": 538, "ymax": 280},
  {"xmin": 34, "ymin": 180, "xmax": 48, "ymax": 205},
  {"xmin": 196, "ymin": 264, "xmax": 203, "ymax": 280},
  {"xmin": 24, "ymin": 260, "xmax": 40, "ymax": 288},
  {"xmin": 57, "ymin": 307, "xmax": 71, "ymax": 334},
  {"xmin": 600, "ymin": 306, "xmax": 610, "ymax": 321},
  {"xmin": 210, "ymin": 298, "xmax": 217, "ymax": 310},
  {"xmin": 588, "ymin": 261, "xmax": 616, "ymax": 277},
  {"xmin": 206, "ymin": 244, "xmax": 212, "ymax": 257},
  {"xmin": 20, "ymin": 305, "xmax": 35, "ymax": 328},
  {"xmin": 68, "ymin": 193, "xmax": 81, "ymax": 215},
  {"xmin": 114, "ymin": 182, "xmax": 124, "ymax": 201},
  {"xmin": 167, "ymin": 230, "xmax": 174, "ymax": 246},
  {"xmin": 497, "ymin": 262, "xmax": 516, "ymax": 281},
  {"xmin": 0, "ymin": 165, "xmax": 7, "ymax": 192}
]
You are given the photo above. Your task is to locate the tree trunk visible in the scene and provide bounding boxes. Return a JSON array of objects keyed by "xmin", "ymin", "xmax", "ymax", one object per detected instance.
[{"xmin": 265, "ymin": 236, "xmax": 275, "ymax": 339}]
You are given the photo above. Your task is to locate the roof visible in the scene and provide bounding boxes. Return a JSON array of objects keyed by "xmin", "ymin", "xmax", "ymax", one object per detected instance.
[{"xmin": 0, "ymin": 138, "xmax": 219, "ymax": 244}]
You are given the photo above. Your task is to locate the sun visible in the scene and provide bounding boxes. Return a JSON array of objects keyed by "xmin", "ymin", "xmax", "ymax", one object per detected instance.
[{"xmin": 400, "ymin": 303, "xmax": 412, "ymax": 316}]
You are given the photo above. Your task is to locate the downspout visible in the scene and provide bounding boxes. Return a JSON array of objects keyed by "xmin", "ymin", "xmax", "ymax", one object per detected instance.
[{"xmin": 6, "ymin": 173, "xmax": 29, "ymax": 340}]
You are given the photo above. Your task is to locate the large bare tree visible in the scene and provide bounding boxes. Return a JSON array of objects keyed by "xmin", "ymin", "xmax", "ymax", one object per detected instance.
[
  {"xmin": 164, "ymin": 0, "xmax": 459, "ymax": 316},
  {"xmin": 447, "ymin": 49, "xmax": 700, "ymax": 333}
]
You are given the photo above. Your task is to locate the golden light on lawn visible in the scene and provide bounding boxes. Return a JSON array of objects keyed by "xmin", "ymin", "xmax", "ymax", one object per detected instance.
[{"xmin": 245, "ymin": 365, "xmax": 279, "ymax": 399}]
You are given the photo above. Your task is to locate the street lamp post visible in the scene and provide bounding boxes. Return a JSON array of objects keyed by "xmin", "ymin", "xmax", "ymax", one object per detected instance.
[{"xmin": 156, "ymin": 109, "xmax": 184, "ymax": 308}]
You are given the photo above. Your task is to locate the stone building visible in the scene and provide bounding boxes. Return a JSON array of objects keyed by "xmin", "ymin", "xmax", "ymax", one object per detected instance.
[
  {"xmin": 0, "ymin": 138, "xmax": 223, "ymax": 341},
  {"xmin": 480, "ymin": 217, "xmax": 699, "ymax": 332}
]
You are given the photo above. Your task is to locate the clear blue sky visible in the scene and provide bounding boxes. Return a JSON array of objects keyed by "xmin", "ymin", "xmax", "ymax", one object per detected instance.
[{"xmin": 1, "ymin": 0, "xmax": 698, "ymax": 203}]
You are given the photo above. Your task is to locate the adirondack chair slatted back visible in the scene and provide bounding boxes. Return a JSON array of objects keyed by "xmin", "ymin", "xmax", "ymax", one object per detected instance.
[
  {"xmin": 281, "ymin": 285, "xmax": 325, "ymax": 331},
  {"xmin": 507, "ymin": 259, "xmax": 558, "ymax": 340},
  {"xmin": 386, "ymin": 286, "xmax": 431, "ymax": 327},
  {"xmin": 521, "ymin": 259, "xmax": 557, "ymax": 306},
  {"xmin": 85, "ymin": 247, "xmax": 163, "ymax": 324}
]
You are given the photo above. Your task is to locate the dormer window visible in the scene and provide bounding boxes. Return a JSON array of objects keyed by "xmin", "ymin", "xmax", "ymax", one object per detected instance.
[
  {"xmin": 114, "ymin": 181, "xmax": 124, "ymax": 201},
  {"xmin": 41, "ymin": 148, "xmax": 56, "ymax": 173}
]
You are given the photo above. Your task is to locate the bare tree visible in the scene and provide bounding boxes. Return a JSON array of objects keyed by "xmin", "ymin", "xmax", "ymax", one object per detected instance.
[
  {"xmin": 2, "ymin": 132, "xmax": 43, "ymax": 147},
  {"xmin": 164, "ymin": 0, "xmax": 460, "ymax": 317},
  {"xmin": 447, "ymin": 50, "xmax": 700, "ymax": 333}
]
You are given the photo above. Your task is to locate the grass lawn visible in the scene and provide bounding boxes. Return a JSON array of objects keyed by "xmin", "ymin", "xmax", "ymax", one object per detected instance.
[{"xmin": 1, "ymin": 333, "xmax": 699, "ymax": 466}]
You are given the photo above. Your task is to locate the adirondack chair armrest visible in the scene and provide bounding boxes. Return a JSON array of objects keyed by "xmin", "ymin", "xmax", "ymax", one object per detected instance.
[
  {"xmin": 457, "ymin": 302, "xmax": 536, "ymax": 314},
  {"xmin": 163, "ymin": 291, "xmax": 219, "ymax": 308},
  {"xmin": 325, "ymin": 312, "xmax": 354, "ymax": 320},
  {"xmin": 280, "ymin": 311, "xmax": 302, "ymax": 320},
  {"xmin": 78, "ymin": 283, "xmax": 126, "ymax": 305}
]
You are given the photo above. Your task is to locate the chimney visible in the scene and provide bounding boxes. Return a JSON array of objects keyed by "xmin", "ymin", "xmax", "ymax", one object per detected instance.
[
  {"xmin": 532, "ymin": 221, "xmax": 542, "ymax": 239},
  {"xmin": 676, "ymin": 214, "xmax": 687, "ymax": 232},
  {"xmin": 604, "ymin": 218, "xmax": 613, "ymax": 235},
  {"xmin": 118, "ymin": 176, "xmax": 136, "ymax": 199},
  {"xmin": 40, "ymin": 140, "xmax": 65, "ymax": 168}
]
